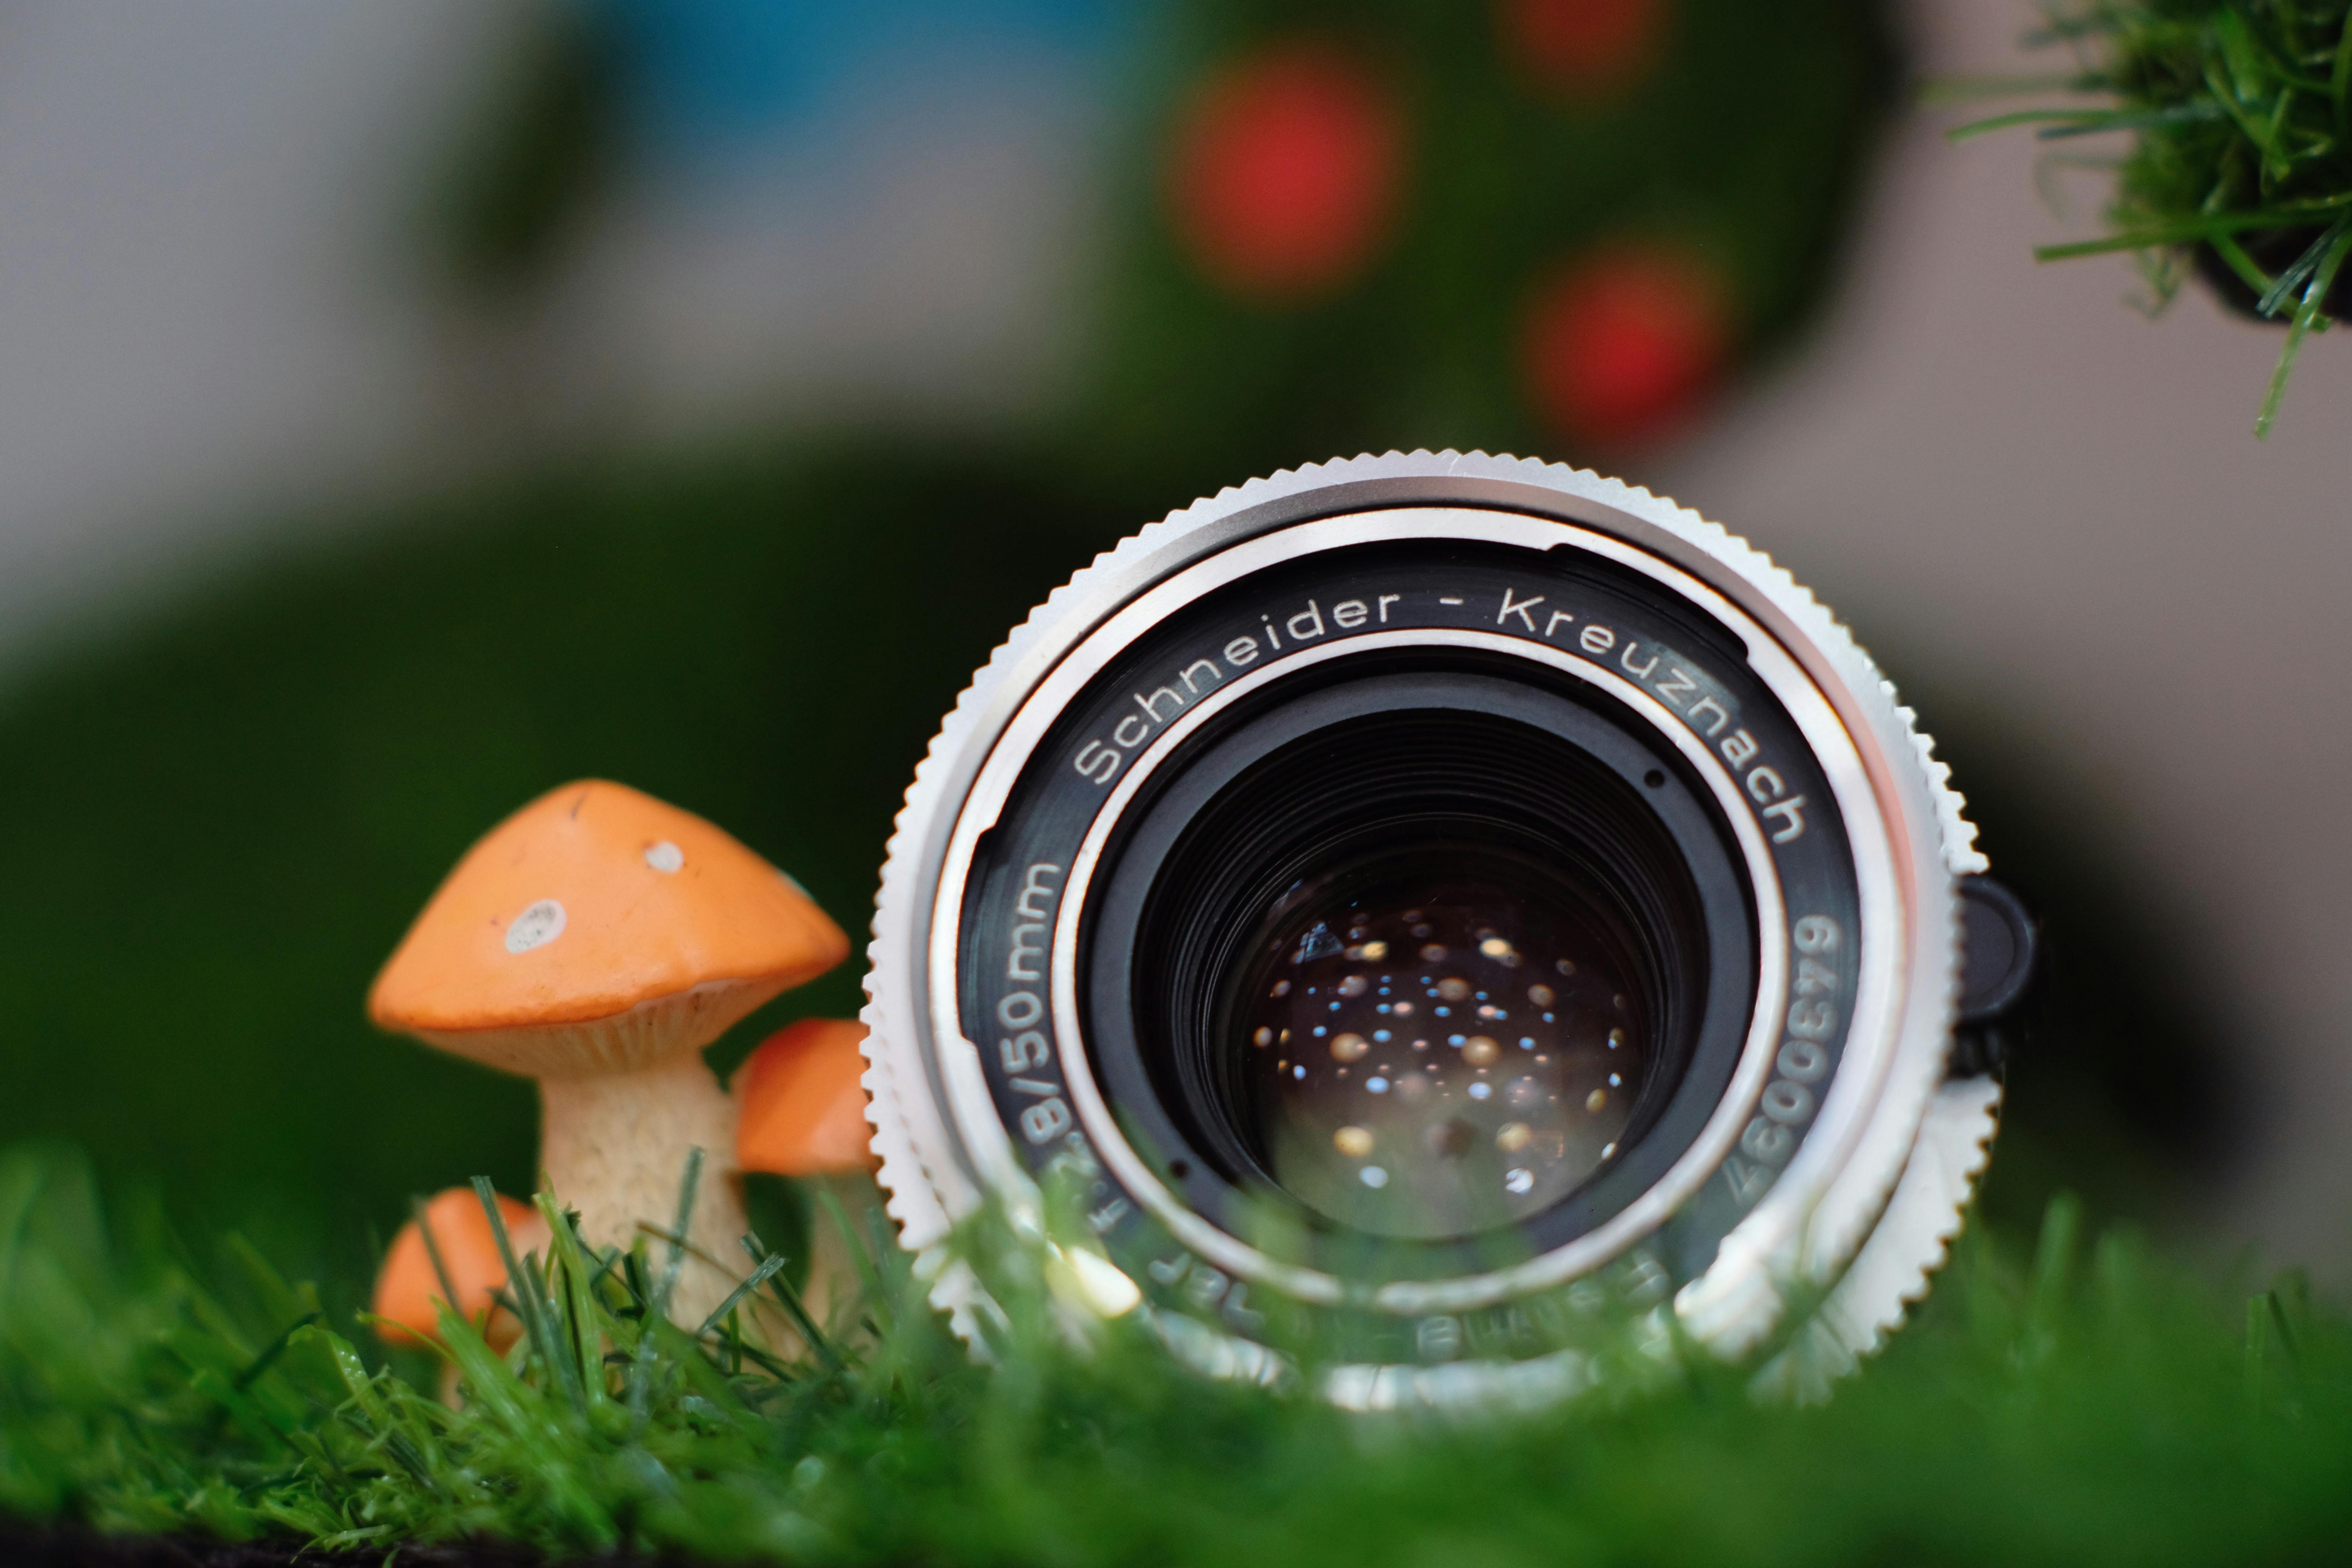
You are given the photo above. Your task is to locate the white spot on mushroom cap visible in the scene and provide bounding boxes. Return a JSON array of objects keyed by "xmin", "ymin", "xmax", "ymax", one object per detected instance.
[
  {"xmin": 644, "ymin": 840, "xmax": 684, "ymax": 873},
  {"xmin": 505, "ymin": 899, "xmax": 566, "ymax": 954}
]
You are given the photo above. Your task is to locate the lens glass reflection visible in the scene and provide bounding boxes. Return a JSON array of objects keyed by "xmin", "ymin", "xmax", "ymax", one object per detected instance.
[{"xmin": 1234, "ymin": 860, "xmax": 1649, "ymax": 1240}]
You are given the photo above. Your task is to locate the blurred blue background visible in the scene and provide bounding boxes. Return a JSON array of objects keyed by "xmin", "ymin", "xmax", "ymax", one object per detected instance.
[{"xmin": 595, "ymin": 0, "xmax": 1122, "ymax": 150}]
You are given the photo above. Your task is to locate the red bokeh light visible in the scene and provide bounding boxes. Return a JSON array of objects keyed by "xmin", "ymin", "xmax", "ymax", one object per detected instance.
[
  {"xmin": 1523, "ymin": 244, "xmax": 1729, "ymax": 449},
  {"xmin": 1166, "ymin": 41, "xmax": 1405, "ymax": 301},
  {"xmin": 1497, "ymin": 0, "xmax": 1669, "ymax": 98}
]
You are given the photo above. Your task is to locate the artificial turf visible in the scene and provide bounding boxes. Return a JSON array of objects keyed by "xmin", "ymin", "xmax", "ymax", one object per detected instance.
[
  {"xmin": 1953, "ymin": 0, "xmax": 2352, "ymax": 434},
  {"xmin": 4, "ymin": 1139, "xmax": 2350, "ymax": 1568}
]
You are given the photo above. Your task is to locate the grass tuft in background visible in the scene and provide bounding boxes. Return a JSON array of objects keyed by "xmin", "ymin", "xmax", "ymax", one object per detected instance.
[
  {"xmin": 1952, "ymin": 0, "xmax": 2352, "ymax": 434},
  {"xmin": 5, "ymin": 1141, "xmax": 2352, "ymax": 1567}
]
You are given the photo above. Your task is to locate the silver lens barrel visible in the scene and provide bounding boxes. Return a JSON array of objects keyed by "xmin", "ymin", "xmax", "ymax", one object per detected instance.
[{"xmin": 860, "ymin": 452, "xmax": 1999, "ymax": 1403}]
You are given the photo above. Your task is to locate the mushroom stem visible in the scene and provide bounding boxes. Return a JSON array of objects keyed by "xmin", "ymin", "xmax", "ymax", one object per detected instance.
[{"xmin": 538, "ymin": 1053, "xmax": 747, "ymax": 1331}]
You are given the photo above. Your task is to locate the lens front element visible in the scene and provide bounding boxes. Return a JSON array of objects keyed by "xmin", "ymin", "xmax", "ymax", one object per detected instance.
[
  {"xmin": 1236, "ymin": 858, "xmax": 1650, "ymax": 1240},
  {"xmin": 1096, "ymin": 670, "xmax": 1750, "ymax": 1265}
]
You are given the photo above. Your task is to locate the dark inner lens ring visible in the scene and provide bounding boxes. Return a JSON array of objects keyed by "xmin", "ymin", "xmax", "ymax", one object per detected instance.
[{"xmin": 1083, "ymin": 665, "xmax": 1752, "ymax": 1251}]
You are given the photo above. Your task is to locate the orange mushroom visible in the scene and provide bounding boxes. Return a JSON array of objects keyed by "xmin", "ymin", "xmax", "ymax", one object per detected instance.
[
  {"xmin": 735, "ymin": 1018, "xmax": 880, "ymax": 1330},
  {"xmin": 374, "ymin": 1187, "xmax": 543, "ymax": 1348},
  {"xmin": 374, "ymin": 1187, "xmax": 549, "ymax": 1403},
  {"xmin": 368, "ymin": 780, "xmax": 848, "ymax": 1329}
]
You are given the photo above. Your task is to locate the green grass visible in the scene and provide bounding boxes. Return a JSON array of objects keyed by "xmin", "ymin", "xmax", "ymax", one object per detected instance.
[
  {"xmin": 1953, "ymin": 0, "xmax": 2352, "ymax": 435},
  {"xmin": 5, "ymin": 1142, "xmax": 2351, "ymax": 1567}
]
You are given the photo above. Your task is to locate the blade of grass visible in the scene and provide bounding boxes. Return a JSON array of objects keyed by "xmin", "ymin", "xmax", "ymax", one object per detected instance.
[
  {"xmin": 627, "ymin": 1146, "xmax": 704, "ymax": 1423},
  {"xmin": 696, "ymin": 1251, "xmax": 793, "ymax": 1342},
  {"xmin": 423, "ymin": 1299, "xmax": 533, "ymax": 1438},
  {"xmin": 2206, "ymin": 52, "xmax": 2285, "ymax": 176},
  {"xmin": 2208, "ymin": 231, "xmax": 2277, "ymax": 295},
  {"xmin": 534, "ymin": 1194, "xmax": 612, "ymax": 1409},
  {"xmin": 815, "ymin": 1183, "xmax": 891, "ymax": 1337},
  {"xmin": 741, "ymin": 1233, "xmax": 841, "ymax": 1372},
  {"xmin": 521, "ymin": 1246, "xmax": 589, "ymax": 1415},
  {"xmin": 230, "ymin": 1311, "xmax": 320, "ymax": 1393},
  {"xmin": 2254, "ymin": 212, "xmax": 2350, "ymax": 315},
  {"xmin": 2036, "ymin": 103, "xmax": 2230, "ymax": 138},
  {"xmin": 2032, "ymin": 197, "xmax": 2352, "ymax": 260},
  {"xmin": 1948, "ymin": 106, "xmax": 2160, "ymax": 140},
  {"xmin": 2255, "ymin": 220, "xmax": 2352, "ymax": 436},
  {"xmin": 471, "ymin": 1176, "xmax": 581, "ymax": 1415},
  {"xmin": 652, "ymin": 1147, "xmax": 702, "ymax": 1326},
  {"xmin": 409, "ymin": 1196, "xmax": 463, "ymax": 1332}
]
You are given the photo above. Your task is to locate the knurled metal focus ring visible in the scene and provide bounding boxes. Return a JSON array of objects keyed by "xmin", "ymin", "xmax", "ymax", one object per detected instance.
[{"xmin": 860, "ymin": 452, "xmax": 1998, "ymax": 1399}]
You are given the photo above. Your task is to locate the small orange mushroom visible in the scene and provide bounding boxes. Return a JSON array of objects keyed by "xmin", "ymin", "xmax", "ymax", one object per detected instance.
[
  {"xmin": 736, "ymin": 1018, "xmax": 880, "ymax": 1329},
  {"xmin": 369, "ymin": 781, "xmax": 848, "ymax": 1329},
  {"xmin": 737, "ymin": 1018, "xmax": 877, "ymax": 1177},
  {"xmin": 375, "ymin": 1187, "xmax": 550, "ymax": 1401}
]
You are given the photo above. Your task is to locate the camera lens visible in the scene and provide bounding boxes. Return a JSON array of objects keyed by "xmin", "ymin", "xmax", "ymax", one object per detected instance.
[
  {"xmin": 1230, "ymin": 853, "xmax": 1650, "ymax": 1240},
  {"xmin": 864, "ymin": 454, "xmax": 2005, "ymax": 1400}
]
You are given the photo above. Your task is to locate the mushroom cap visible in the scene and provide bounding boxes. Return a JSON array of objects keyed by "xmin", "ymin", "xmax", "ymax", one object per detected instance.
[
  {"xmin": 372, "ymin": 1187, "xmax": 546, "ymax": 1349},
  {"xmin": 736, "ymin": 1019, "xmax": 877, "ymax": 1177},
  {"xmin": 368, "ymin": 780, "xmax": 848, "ymax": 1077}
]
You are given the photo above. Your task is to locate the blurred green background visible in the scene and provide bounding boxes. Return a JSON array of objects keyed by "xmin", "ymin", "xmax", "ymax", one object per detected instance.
[{"xmin": 0, "ymin": 0, "xmax": 2246, "ymax": 1293}]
